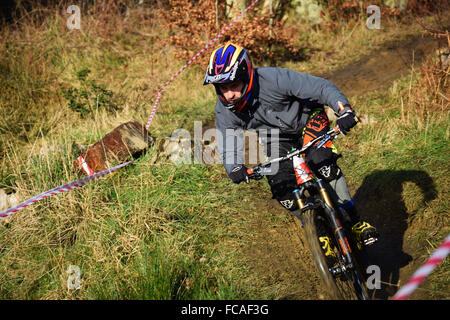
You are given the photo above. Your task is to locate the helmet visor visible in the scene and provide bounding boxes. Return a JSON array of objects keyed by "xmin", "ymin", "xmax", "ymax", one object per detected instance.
[{"xmin": 203, "ymin": 60, "xmax": 240, "ymax": 85}]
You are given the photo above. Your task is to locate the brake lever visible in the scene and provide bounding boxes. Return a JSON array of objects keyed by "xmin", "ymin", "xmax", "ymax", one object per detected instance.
[
  {"xmin": 316, "ymin": 135, "xmax": 331, "ymax": 149},
  {"xmin": 316, "ymin": 127, "xmax": 340, "ymax": 149},
  {"xmin": 246, "ymin": 167, "xmax": 264, "ymax": 182}
]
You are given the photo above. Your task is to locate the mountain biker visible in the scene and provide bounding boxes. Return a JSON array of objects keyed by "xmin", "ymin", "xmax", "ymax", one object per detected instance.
[{"xmin": 203, "ymin": 42, "xmax": 378, "ymax": 247}]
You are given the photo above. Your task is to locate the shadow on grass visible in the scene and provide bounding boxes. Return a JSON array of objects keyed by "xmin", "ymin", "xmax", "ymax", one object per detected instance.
[{"xmin": 352, "ymin": 170, "xmax": 437, "ymax": 300}]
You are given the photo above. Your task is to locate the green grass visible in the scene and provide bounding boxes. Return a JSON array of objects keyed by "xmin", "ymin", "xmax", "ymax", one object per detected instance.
[
  {"xmin": 0, "ymin": 147, "xmax": 258, "ymax": 299},
  {"xmin": 334, "ymin": 74, "xmax": 449, "ymax": 299}
]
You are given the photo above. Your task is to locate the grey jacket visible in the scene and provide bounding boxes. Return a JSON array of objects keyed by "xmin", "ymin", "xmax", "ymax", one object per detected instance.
[{"xmin": 215, "ymin": 67, "xmax": 351, "ymax": 175}]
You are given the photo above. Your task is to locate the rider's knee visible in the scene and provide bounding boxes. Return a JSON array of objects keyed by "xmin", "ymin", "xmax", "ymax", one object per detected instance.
[
  {"xmin": 269, "ymin": 180, "xmax": 300, "ymax": 211},
  {"xmin": 267, "ymin": 165, "xmax": 299, "ymax": 211},
  {"xmin": 306, "ymin": 147, "xmax": 342, "ymax": 182},
  {"xmin": 275, "ymin": 192, "xmax": 299, "ymax": 211}
]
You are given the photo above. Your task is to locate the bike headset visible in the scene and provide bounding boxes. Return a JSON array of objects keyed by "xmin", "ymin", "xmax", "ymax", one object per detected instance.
[{"xmin": 203, "ymin": 42, "xmax": 254, "ymax": 113}]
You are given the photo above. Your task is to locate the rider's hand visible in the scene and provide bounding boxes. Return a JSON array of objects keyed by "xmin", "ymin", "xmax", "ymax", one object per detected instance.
[
  {"xmin": 336, "ymin": 109, "xmax": 357, "ymax": 135},
  {"xmin": 229, "ymin": 165, "xmax": 249, "ymax": 184}
]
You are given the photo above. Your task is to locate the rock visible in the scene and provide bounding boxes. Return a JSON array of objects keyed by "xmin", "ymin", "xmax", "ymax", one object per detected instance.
[
  {"xmin": 0, "ymin": 189, "xmax": 20, "ymax": 212},
  {"xmin": 150, "ymin": 136, "xmax": 192, "ymax": 165},
  {"xmin": 74, "ymin": 121, "xmax": 154, "ymax": 175},
  {"xmin": 164, "ymin": 136, "xmax": 192, "ymax": 164},
  {"xmin": 149, "ymin": 127, "xmax": 264, "ymax": 166},
  {"xmin": 7, "ymin": 193, "xmax": 19, "ymax": 207},
  {"xmin": 0, "ymin": 189, "xmax": 7, "ymax": 212}
]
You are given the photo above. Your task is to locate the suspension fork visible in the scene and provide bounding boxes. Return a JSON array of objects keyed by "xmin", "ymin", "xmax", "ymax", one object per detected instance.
[
  {"xmin": 292, "ymin": 179, "xmax": 335, "ymax": 210},
  {"xmin": 293, "ymin": 187, "xmax": 306, "ymax": 210},
  {"xmin": 293, "ymin": 180, "xmax": 355, "ymax": 267},
  {"xmin": 317, "ymin": 179, "xmax": 354, "ymax": 266}
]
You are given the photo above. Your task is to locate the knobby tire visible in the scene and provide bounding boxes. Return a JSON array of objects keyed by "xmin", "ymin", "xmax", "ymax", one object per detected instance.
[{"xmin": 302, "ymin": 208, "xmax": 370, "ymax": 300}]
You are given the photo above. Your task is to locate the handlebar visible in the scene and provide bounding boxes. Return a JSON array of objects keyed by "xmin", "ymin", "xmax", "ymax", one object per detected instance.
[{"xmin": 246, "ymin": 125, "xmax": 342, "ymax": 180}]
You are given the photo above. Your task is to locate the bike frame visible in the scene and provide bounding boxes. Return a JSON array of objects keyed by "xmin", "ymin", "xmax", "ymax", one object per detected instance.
[{"xmin": 247, "ymin": 126, "xmax": 357, "ymax": 277}]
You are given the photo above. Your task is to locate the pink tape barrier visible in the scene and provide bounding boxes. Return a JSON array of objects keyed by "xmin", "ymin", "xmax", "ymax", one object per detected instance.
[
  {"xmin": 0, "ymin": 161, "xmax": 134, "ymax": 219},
  {"xmin": 393, "ymin": 234, "xmax": 450, "ymax": 300}
]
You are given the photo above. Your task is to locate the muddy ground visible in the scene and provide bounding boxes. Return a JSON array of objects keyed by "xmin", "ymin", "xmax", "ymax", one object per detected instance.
[{"xmin": 238, "ymin": 33, "xmax": 445, "ymax": 300}]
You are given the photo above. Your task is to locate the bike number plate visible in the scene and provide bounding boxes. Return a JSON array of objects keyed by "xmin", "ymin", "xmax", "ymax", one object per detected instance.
[{"xmin": 293, "ymin": 155, "xmax": 314, "ymax": 184}]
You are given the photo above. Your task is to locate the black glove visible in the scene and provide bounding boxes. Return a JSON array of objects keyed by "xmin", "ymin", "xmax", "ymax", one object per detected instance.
[
  {"xmin": 336, "ymin": 111, "xmax": 357, "ymax": 135},
  {"xmin": 229, "ymin": 165, "xmax": 249, "ymax": 184}
]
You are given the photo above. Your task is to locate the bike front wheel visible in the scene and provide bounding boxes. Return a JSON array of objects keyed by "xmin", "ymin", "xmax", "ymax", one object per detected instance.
[{"xmin": 302, "ymin": 208, "xmax": 369, "ymax": 300}]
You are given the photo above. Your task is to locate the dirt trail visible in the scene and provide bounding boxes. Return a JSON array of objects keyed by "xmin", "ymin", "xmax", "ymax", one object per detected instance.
[
  {"xmin": 239, "ymin": 33, "xmax": 444, "ymax": 300},
  {"xmin": 323, "ymin": 34, "xmax": 440, "ymax": 96}
]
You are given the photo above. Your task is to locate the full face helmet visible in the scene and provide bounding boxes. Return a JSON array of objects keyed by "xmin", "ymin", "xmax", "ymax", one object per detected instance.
[{"xmin": 203, "ymin": 42, "xmax": 254, "ymax": 113}]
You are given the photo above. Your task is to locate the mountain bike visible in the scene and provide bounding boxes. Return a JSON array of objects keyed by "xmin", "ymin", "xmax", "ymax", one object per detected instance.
[{"xmin": 246, "ymin": 126, "xmax": 371, "ymax": 300}]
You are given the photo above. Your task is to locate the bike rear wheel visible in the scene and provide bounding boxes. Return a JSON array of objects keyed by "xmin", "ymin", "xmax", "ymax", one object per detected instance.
[{"xmin": 302, "ymin": 209, "xmax": 369, "ymax": 300}]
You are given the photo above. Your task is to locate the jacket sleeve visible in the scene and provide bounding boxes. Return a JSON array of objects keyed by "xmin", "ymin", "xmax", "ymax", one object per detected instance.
[
  {"xmin": 215, "ymin": 101, "xmax": 246, "ymax": 176},
  {"xmin": 276, "ymin": 68, "xmax": 352, "ymax": 116}
]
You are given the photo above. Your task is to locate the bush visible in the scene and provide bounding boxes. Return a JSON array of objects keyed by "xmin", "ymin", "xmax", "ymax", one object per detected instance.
[
  {"xmin": 61, "ymin": 68, "xmax": 121, "ymax": 118},
  {"xmin": 157, "ymin": 0, "xmax": 305, "ymax": 64}
]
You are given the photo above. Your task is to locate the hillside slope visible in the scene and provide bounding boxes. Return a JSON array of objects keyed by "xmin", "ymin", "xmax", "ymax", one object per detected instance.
[{"xmin": 0, "ymin": 4, "xmax": 448, "ymax": 300}]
